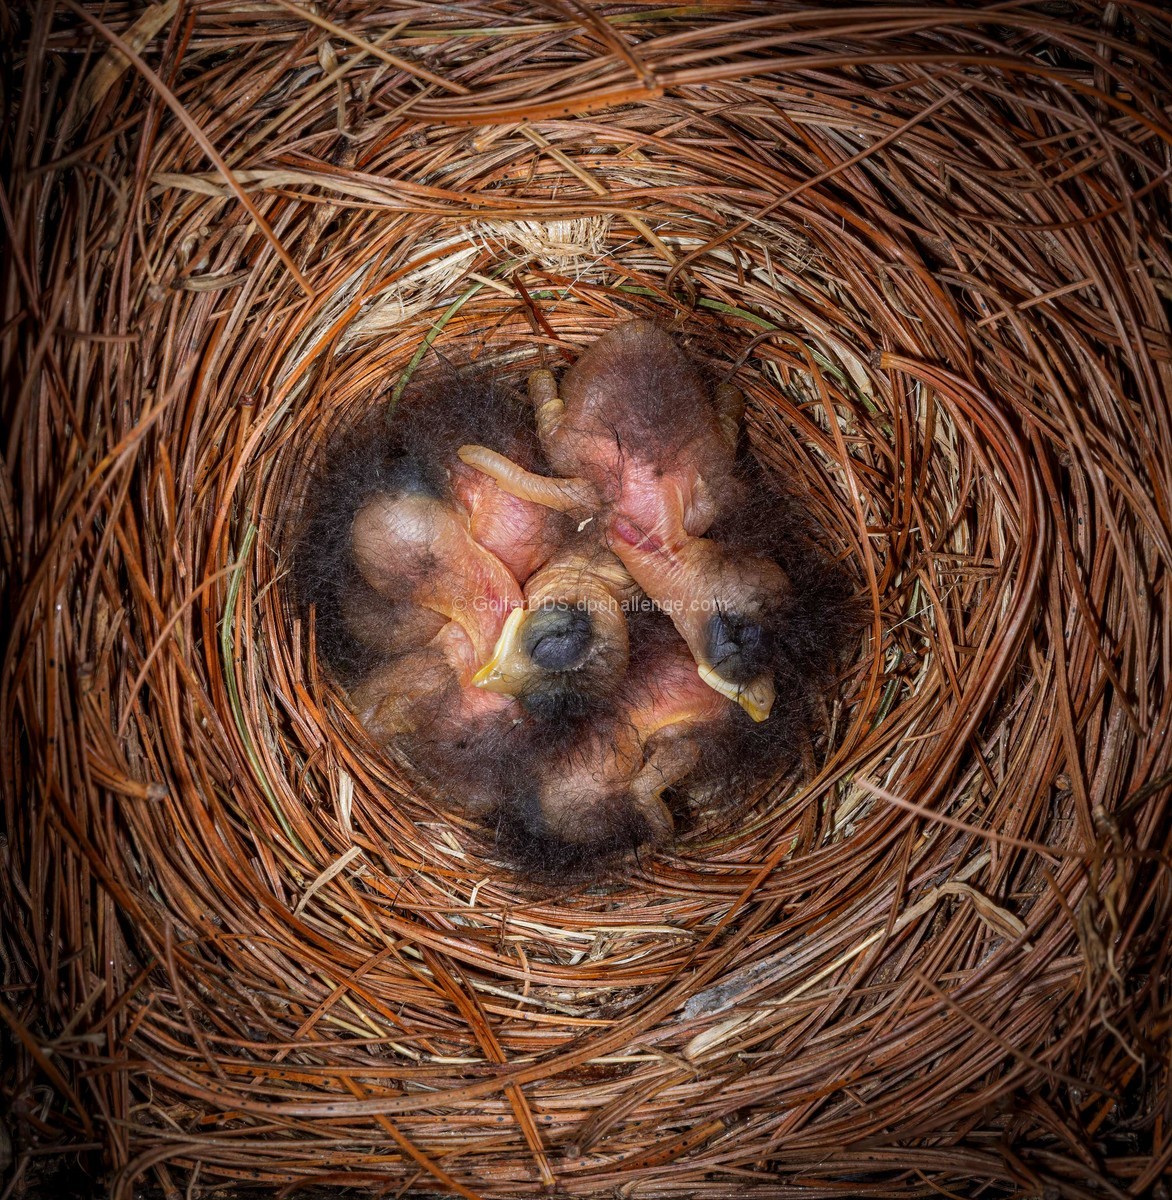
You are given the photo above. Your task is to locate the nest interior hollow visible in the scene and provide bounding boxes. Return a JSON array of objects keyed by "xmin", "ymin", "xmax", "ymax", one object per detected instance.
[{"xmin": 2, "ymin": 4, "xmax": 1170, "ymax": 1199}]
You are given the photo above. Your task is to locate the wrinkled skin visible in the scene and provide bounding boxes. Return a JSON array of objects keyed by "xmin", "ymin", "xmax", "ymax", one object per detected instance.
[
  {"xmin": 347, "ymin": 492, "xmax": 520, "ymax": 741},
  {"xmin": 449, "ymin": 457, "xmax": 562, "ymax": 585},
  {"xmin": 342, "ymin": 433, "xmax": 581, "ymax": 740},
  {"xmin": 473, "ymin": 541, "xmax": 637, "ymax": 718},
  {"xmin": 533, "ymin": 633, "xmax": 733, "ymax": 845},
  {"xmin": 459, "ymin": 320, "xmax": 789, "ymax": 719}
]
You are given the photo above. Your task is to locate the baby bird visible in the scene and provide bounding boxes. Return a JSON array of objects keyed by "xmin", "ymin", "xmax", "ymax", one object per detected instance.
[
  {"xmin": 295, "ymin": 370, "xmax": 557, "ymax": 682},
  {"xmin": 494, "ymin": 613, "xmax": 737, "ymax": 876},
  {"xmin": 294, "ymin": 368, "xmax": 638, "ymax": 805},
  {"xmin": 292, "ymin": 375, "xmax": 542, "ymax": 757},
  {"xmin": 459, "ymin": 320, "xmax": 790, "ymax": 721},
  {"xmin": 345, "ymin": 487, "xmax": 520, "ymax": 743},
  {"xmin": 472, "ymin": 538, "xmax": 637, "ymax": 721}
]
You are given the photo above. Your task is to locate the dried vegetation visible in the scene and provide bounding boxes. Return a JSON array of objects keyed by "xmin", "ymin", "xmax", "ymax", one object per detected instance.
[{"xmin": 1, "ymin": 2, "xmax": 1170, "ymax": 1197}]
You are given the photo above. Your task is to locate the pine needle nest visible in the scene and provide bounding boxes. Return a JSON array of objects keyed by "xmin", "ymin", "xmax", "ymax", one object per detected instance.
[{"xmin": 3, "ymin": 4, "xmax": 1170, "ymax": 1198}]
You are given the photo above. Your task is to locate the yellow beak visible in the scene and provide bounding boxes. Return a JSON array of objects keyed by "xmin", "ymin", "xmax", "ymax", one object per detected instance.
[
  {"xmin": 471, "ymin": 607, "xmax": 531, "ymax": 694},
  {"xmin": 697, "ymin": 664, "xmax": 775, "ymax": 722}
]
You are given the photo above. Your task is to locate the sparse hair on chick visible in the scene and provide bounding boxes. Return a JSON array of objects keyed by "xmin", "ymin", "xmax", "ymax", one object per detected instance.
[
  {"xmin": 293, "ymin": 366, "xmax": 562, "ymax": 681},
  {"xmin": 293, "ymin": 335, "xmax": 864, "ymax": 883},
  {"xmin": 457, "ymin": 320, "xmax": 861, "ymax": 725}
]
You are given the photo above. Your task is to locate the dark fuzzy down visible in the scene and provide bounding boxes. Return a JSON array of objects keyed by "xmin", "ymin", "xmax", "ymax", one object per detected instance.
[
  {"xmin": 516, "ymin": 678, "xmax": 609, "ymax": 725},
  {"xmin": 291, "ymin": 351, "xmax": 864, "ymax": 882},
  {"xmin": 711, "ymin": 448, "xmax": 865, "ymax": 684},
  {"xmin": 292, "ymin": 366, "xmax": 553, "ymax": 684},
  {"xmin": 490, "ymin": 785, "xmax": 664, "ymax": 883},
  {"xmin": 391, "ymin": 360, "xmax": 551, "ymax": 477}
]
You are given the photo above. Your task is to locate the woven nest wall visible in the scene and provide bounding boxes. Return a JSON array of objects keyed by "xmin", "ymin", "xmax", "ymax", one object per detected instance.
[{"xmin": 3, "ymin": 4, "xmax": 1171, "ymax": 1198}]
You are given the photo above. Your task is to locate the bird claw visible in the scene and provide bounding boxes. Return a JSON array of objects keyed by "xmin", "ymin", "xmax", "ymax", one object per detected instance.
[{"xmin": 528, "ymin": 368, "xmax": 565, "ymax": 445}]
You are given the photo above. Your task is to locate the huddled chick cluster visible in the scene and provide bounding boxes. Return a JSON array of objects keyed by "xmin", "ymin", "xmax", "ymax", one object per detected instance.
[{"xmin": 296, "ymin": 321, "xmax": 860, "ymax": 877}]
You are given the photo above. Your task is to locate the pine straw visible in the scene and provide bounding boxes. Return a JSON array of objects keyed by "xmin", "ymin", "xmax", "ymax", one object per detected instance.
[{"xmin": 2, "ymin": 3, "xmax": 1170, "ymax": 1198}]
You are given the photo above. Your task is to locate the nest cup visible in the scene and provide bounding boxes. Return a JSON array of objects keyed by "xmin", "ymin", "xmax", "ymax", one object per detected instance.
[{"xmin": 2, "ymin": 5, "xmax": 1170, "ymax": 1198}]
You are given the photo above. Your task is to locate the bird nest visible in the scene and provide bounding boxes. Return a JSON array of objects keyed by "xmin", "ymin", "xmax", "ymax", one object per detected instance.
[{"xmin": 2, "ymin": 4, "xmax": 1170, "ymax": 1198}]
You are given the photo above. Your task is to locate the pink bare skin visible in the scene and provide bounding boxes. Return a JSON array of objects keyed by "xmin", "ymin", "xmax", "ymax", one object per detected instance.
[
  {"xmin": 458, "ymin": 320, "xmax": 786, "ymax": 719},
  {"xmin": 449, "ymin": 458, "xmax": 563, "ymax": 584},
  {"xmin": 535, "ymin": 635, "xmax": 733, "ymax": 845},
  {"xmin": 347, "ymin": 492, "xmax": 520, "ymax": 740},
  {"xmin": 608, "ymin": 495, "xmax": 789, "ymax": 720}
]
